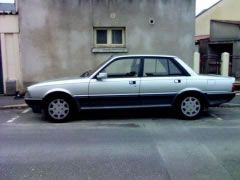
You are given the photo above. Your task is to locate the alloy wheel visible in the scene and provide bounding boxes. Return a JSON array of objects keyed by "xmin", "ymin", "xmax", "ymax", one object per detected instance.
[
  {"xmin": 48, "ymin": 99, "xmax": 70, "ymax": 120},
  {"xmin": 181, "ymin": 96, "xmax": 201, "ymax": 118}
]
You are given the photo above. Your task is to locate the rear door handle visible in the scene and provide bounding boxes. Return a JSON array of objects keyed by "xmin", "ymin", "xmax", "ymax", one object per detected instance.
[
  {"xmin": 174, "ymin": 79, "xmax": 181, "ymax": 83},
  {"xmin": 129, "ymin": 81, "xmax": 136, "ymax": 85}
]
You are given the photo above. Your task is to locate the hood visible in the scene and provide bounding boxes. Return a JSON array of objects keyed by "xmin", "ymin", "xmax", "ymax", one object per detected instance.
[
  {"xmin": 28, "ymin": 76, "xmax": 89, "ymax": 89},
  {"xmin": 41, "ymin": 76, "xmax": 81, "ymax": 83}
]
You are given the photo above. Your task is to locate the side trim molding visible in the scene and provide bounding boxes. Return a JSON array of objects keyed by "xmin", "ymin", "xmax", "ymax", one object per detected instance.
[{"xmin": 81, "ymin": 104, "xmax": 172, "ymax": 110}]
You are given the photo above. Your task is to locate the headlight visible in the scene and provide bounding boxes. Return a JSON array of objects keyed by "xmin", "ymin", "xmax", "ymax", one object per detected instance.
[{"xmin": 25, "ymin": 90, "xmax": 31, "ymax": 98}]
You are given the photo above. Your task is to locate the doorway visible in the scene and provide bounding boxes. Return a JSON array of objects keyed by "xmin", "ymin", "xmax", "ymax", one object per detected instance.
[{"xmin": 0, "ymin": 38, "xmax": 4, "ymax": 94}]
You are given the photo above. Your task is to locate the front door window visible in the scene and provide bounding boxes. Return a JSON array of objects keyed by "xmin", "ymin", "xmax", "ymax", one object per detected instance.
[{"xmin": 102, "ymin": 58, "xmax": 140, "ymax": 78}]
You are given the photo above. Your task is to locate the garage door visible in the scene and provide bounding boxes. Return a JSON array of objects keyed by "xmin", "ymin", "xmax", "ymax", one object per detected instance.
[{"xmin": 0, "ymin": 41, "xmax": 3, "ymax": 94}]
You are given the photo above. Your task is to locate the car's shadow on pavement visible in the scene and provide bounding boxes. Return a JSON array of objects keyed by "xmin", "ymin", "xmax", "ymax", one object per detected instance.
[
  {"xmin": 74, "ymin": 108, "xmax": 175, "ymax": 121},
  {"xmin": 32, "ymin": 108, "xmax": 211, "ymax": 124},
  {"xmin": 70, "ymin": 108, "xmax": 211, "ymax": 122}
]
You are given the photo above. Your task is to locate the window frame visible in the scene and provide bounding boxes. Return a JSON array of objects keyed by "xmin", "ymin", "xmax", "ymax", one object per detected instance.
[
  {"xmin": 91, "ymin": 56, "xmax": 191, "ymax": 80},
  {"xmin": 101, "ymin": 58, "xmax": 141, "ymax": 78},
  {"xmin": 94, "ymin": 27, "xmax": 126, "ymax": 48},
  {"xmin": 93, "ymin": 57, "xmax": 142, "ymax": 79},
  {"xmin": 142, "ymin": 57, "xmax": 190, "ymax": 77}
]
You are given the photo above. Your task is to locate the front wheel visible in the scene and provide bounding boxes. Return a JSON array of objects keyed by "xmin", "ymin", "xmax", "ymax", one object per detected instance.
[
  {"xmin": 177, "ymin": 95, "xmax": 203, "ymax": 120},
  {"xmin": 44, "ymin": 96, "xmax": 74, "ymax": 123}
]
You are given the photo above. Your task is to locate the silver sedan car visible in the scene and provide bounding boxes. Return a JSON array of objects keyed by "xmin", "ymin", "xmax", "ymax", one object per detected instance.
[{"xmin": 25, "ymin": 55, "xmax": 236, "ymax": 122}]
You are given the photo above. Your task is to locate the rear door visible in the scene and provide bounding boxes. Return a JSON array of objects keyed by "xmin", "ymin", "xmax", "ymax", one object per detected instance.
[{"xmin": 140, "ymin": 57, "xmax": 188, "ymax": 106}]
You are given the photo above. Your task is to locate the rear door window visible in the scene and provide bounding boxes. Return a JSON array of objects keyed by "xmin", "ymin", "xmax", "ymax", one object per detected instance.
[{"xmin": 143, "ymin": 58, "xmax": 184, "ymax": 77}]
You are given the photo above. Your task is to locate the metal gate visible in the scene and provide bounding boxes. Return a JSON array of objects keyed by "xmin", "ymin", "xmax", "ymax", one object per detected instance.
[
  {"xmin": 200, "ymin": 54, "xmax": 221, "ymax": 75},
  {"xmin": 200, "ymin": 54, "xmax": 233, "ymax": 75},
  {"xmin": 0, "ymin": 39, "xmax": 4, "ymax": 94}
]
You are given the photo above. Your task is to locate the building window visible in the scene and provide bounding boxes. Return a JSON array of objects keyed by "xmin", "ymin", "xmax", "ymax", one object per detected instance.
[
  {"xmin": 112, "ymin": 30, "xmax": 122, "ymax": 44},
  {"xmin": 94, "ymin": 27, "xmax": 125, "ymax": 48},
  {"xmin": 96, "ymin": 30, "xmax": 107, "ymax": 44}
]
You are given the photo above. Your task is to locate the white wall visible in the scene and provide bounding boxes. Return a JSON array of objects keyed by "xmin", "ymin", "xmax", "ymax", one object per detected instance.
[
  {"xmin": 0, "ymin": 15, "xmax": 18, "ymax": 33},
  {"xmin": 0, "ymin": 14, "xmax": 21, "ymax": 93}
]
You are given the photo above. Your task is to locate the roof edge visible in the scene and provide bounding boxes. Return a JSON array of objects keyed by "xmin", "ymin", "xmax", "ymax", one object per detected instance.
[
  {"xmin": 196, "ymin": 0, "xmax": 223, "ymax": 18},
  {"xmin": 211, "ymin": 19, "xmax": 240, "ymax": 25}
]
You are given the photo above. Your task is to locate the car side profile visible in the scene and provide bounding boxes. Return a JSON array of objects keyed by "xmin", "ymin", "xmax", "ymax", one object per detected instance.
[{"xmin": 25, "ymin": 55, "xmax": 236, "ymax": 122}]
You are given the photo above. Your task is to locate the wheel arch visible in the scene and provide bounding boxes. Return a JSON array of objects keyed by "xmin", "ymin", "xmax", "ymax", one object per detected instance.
[
  {"xmin": 173, "ymin": 89, "xmax": 208, "ymax": 107},
  {"xmin": 43, "ymin": 89, "xmax": 79, "ymax": 111}
]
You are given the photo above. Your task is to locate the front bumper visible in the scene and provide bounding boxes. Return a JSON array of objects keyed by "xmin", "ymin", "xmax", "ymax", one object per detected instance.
[{"xmin": 25, "ymin": 99, "xmax": 42, "ymax": 113}]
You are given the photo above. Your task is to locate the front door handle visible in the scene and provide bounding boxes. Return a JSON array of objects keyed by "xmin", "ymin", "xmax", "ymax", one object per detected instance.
[{"xmin": 129, "ymin": 81, "xmax": 136, "ymax": 85}]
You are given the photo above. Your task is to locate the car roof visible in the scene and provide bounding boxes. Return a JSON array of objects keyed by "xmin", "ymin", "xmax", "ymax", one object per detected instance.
[{"xmin": 111, "ymin": 54, "xmax": 178, "ymax": 59}]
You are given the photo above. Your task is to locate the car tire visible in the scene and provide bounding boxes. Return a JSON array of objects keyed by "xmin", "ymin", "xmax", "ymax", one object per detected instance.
[
  {"xmin": 44, "ymin": 95, "xmax": 74, "ymax": 123},
  {"xmin": 177, "ymin": 95, "xmax": 203, "ymax": 120}
]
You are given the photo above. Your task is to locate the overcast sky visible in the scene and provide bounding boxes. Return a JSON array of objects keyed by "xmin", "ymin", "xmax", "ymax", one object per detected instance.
[
  {"xmin": 196, "ymin": 0, "xmax": 220, "ymax": 14},
  {"xmin": 0, "ymin": 0, "xmax": 220, "ymax": 15},
  {"xmin": 0, "ymin": 0, "xmax": 14, "ymax": 3}
]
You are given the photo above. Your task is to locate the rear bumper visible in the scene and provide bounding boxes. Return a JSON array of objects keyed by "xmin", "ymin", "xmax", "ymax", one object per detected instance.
[
  {"xmin": 25, "ymin": 99, "xmax": 42, "ymax": 113},
  {"xmin": 206, "ymin": 92, "xmax": 236, "ymax": 106}
]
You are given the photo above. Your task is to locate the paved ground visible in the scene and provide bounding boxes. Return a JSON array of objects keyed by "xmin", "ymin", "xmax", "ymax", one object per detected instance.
[
  {"xmin": 0, "ymin": 96, "xmax": 25, "ymax": 107},
  {"xmin": 0, "ymin": 107, "xmax": 240, "ymax": 180}
]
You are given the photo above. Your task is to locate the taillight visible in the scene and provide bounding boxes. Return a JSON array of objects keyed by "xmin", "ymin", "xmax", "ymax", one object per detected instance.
[{"xmin": 232, "ymin": 83, "xmax": 236, "ymax": 92}]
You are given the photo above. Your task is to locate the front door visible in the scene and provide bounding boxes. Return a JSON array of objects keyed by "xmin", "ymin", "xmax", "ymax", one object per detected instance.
[
  {"xmin": 140, "ymin": 57, "xmax": 187, "ymax": 106},
  {"xmin": 88, "ymin": 57, "xmax": 141, "ymax": 107}
]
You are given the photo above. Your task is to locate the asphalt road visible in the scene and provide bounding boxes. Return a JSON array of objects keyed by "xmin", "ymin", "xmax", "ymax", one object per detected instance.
[{"xmin": 0, "ymin": 108, "xmax": 240, "ymax": 180}]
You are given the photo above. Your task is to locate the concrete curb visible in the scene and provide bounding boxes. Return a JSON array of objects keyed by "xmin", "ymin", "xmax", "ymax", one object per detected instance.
[{"xmin": 0, "ymin": 104, "xmax": 28, "ymax": 110}]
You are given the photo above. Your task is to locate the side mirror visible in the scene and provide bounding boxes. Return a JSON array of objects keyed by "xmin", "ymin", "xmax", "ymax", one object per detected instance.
[{"xmin": 97, "ymin": 72, "xmax": 108, "ymax": 80}]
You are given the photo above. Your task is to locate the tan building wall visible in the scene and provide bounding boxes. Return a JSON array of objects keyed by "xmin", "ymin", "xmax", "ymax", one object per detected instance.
[
  {"xmin": 196, "ymin": 0, "xmax": 240, "ymax": 36},
  {"xmin": 0, "ymin": 14, "xmax": 22, "ymax": 94}
]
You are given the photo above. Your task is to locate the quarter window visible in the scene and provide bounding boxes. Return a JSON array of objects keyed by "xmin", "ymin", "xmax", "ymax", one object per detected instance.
[{"xmin": 168, "ymin": 60, "xmax": 182, "ymax": 75}]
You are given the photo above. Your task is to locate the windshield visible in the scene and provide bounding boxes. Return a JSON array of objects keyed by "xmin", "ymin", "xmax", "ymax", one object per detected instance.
[
  {"xmin": 80, "ymin": 70, "xmax": 93, "ymax": 77},
  {"xmin": 80, "ymin": 56, "xmax": 113, "ymax": 77}
]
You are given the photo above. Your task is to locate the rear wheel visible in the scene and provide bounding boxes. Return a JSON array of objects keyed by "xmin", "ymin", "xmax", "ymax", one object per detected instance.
[
  {"xmin": 44, "ymin": 96, "xmax": 74, "ymax": 123},
  {"xmin": 177, "ymin": 95, "xmax": 203, "ymax": 120}
]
